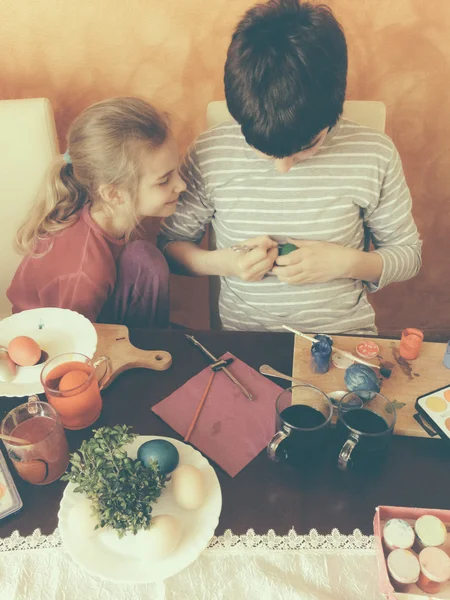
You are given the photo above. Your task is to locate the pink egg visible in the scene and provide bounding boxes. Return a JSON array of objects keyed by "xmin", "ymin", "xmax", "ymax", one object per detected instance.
[{"xmin": 59, "ymin": 370, "xmax": 90, "ymax": 392}]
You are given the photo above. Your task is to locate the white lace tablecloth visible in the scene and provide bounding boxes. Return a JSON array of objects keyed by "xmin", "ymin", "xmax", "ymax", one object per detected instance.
[{"xmin": 0, "ymin": 528, "xmax": 384, "ymax": 600}]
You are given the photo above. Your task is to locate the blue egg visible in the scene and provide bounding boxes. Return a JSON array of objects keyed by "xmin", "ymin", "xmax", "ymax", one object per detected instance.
[
  {"xmin": 344, "ymin": 364, "xmax": 381, "ymax": 401},
  {"xmin": 137, "ymin": 440, "xmax": 179, "ymax": 476}
]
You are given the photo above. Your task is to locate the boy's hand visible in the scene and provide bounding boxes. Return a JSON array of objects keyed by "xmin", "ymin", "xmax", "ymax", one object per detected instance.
[
  {"xmin": 271, "ymin": 238, "xmax": 358, "ymax": 284},
  {"xmin": 230, "ymin": 236, "xmax": 279, "ymax": 281}
]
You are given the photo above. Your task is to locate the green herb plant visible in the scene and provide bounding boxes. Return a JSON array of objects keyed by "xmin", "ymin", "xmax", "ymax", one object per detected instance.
[{"xmin": 62, "ymin": 425, "xmax": 164, "ymax": 537}]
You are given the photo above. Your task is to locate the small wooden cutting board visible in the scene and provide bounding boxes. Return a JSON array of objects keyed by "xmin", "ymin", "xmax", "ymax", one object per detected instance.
[
  {"xmin": 292, "ymin": 334, "xmax": 449, "ymax": 438},
  {"xmin": 94, "ymin": 324, "xmax": 172, "ymax": 389}
]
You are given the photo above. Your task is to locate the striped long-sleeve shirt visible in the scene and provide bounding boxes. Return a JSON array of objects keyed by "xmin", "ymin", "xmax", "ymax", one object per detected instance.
[{"xmin": 158, "ymin": 119, "xmax": 422, "ymax": 333}]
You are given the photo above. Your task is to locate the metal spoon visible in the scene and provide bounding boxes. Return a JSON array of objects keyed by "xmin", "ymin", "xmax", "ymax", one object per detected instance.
[
  {"xmin": 0, "ymin": 347, "xmax": 17, "ymax": 383},
  {"xmin": 259, "ymin": 364, "xmax": 347, "ymax": 409},
  {"xmin": 259, "ymin": 364, "xmax": 304, "ymax": 385}
]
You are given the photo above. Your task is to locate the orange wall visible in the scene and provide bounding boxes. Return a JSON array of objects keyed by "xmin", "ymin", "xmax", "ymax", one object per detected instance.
[{"xmin": 1, "ymin": 0, "xmax": 449, "ymax": 335}]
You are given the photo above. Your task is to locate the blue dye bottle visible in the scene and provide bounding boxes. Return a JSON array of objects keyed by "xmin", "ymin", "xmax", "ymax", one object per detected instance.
[{"xmin": 310, "ymin": 335, "xmax": 333, "ymax": 374}]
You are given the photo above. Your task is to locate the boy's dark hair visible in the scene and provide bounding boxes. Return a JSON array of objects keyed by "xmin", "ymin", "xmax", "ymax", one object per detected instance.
[{"xmin": 224, "ymin": 0, "xmax": 347, "ymax": 158}]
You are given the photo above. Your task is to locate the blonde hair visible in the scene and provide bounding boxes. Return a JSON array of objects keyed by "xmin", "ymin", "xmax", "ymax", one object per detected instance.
[{"xmin": 16, "ymin": 97, "xmax": 169, "ymax": 255}]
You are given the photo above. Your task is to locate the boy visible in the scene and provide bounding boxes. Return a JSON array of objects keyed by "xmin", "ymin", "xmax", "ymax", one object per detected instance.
[{"xmin": 158, "ymin": 0, "xmax": 421, "ymax": 333}]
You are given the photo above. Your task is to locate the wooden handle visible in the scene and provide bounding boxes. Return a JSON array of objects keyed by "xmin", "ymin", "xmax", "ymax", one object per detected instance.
[
  {"xmin": 184, "ymin": 370, "xmax": 216, "ymax": 443},
  {"xmin": 117, "ymin": 349, "xmax": 173, "ymax": 371},
  {"xmin": 259, "ymin": 364, "xmax": 303, "ymax": 385},
  {"xmin": 102, "ymin": 350, "xmax": 173, "ymax": 389},
  {"xmin": 282, "ymin": 325, "xmax": 317, "ymax": 344}
]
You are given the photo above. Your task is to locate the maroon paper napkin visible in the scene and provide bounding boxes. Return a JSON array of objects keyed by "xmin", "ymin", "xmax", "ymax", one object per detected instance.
[{"xmin": 152, "ymin": 352, "xmax": 283, "ymax": 476}]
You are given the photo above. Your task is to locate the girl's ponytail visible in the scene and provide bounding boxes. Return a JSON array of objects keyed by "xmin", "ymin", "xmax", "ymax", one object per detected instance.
[{"xmin": 16, "ymin": 156, "xmax": 88, "ymax": 255}]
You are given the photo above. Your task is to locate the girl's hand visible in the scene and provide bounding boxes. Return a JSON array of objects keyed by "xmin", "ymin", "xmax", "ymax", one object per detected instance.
[
  {"xmin": 271, "ymin": 238, "xmax": 359, "ymax": 284},
  {"xmin": 229, "ymin": 236, "xmax": 279, "ymax": 281}
]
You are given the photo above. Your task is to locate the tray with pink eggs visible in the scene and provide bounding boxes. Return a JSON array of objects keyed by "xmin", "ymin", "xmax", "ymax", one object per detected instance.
[{"xmin": 58, "ymin": 435, "xmax": 222, "ymax": 583}]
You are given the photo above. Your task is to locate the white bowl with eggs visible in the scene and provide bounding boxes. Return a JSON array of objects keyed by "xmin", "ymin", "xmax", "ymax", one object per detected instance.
[
  {"xmin": 0, "ymin": 308, "xmax": 97, "ymax": 397},
  {"xmin": 58, "ymin": 435, "xmax": 222, "ymax": 583}
]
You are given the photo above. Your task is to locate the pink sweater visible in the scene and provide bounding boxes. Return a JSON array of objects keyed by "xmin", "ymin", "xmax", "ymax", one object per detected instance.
[{"xmin": 7, "ymin": 206, "xmax": 126, "ymax": 322}]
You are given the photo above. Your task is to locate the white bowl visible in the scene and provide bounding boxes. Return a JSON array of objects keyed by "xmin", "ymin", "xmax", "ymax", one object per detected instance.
[
  {"xmin": 58, "ymin": 435, "xmax": 222, "ymax": 583},
  {"xmin": 0, "ymin": 308, "xmax": 97, "ymax": 397}
]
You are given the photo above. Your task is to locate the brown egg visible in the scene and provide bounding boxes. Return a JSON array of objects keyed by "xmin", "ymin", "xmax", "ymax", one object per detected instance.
[{"xmin": 8, "ymin": 336, "xmax": 41, "ymax": 367}]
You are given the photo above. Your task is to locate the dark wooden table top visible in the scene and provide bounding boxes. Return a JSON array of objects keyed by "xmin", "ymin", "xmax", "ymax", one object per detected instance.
[{"xmin": 1, "ymin": 329, "xmax": 449, "ymax": 539}]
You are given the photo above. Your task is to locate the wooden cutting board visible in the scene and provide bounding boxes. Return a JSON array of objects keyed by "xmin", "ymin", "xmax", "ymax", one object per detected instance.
[
  {"xmin": 93, "ymin": 324, "xmax": 172, "ymax": 389},
  {"xmin": 292, "ymin": 334, "xmax": 449, "ymax": 438}
]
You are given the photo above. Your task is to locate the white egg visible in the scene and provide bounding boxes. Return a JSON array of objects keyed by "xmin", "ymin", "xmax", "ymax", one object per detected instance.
[
  {"xmin": 98, "ymin": 528, "xmax": 144, "ymax": 557},
  {"xmin": 67, "ymin": 498, "xmax": 98, "ymax": 538},
  {"xmin": 140, "ymin": 514, "xmax": 182, "ymax": 560},
  {"xmin": 98, "ymin": 515, "xmax": 181, "ymax": 559},
  {"xmin": 171, "ymin": 464, "xmax": 206, "ymax": 510}
]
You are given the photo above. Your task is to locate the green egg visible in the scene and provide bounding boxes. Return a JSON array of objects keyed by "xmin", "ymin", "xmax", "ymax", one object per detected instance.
[{"xmin": 279, "ymin": 243, "xmax": 297, "ymax": 255}]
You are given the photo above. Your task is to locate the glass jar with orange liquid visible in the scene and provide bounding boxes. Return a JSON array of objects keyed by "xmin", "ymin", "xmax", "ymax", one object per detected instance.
[
  {"xmin": 2, "ymin": 397, "xmax": 69, "ymax": 484},
  {"xmin": 40, "ymin": 353, "xmax": 112, "ymax": 430}
]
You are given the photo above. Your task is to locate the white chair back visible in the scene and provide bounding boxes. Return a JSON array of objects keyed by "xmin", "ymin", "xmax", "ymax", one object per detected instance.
[{"xmin": 0, "ymin": 99, "xmax": 59, "ymax": 317}]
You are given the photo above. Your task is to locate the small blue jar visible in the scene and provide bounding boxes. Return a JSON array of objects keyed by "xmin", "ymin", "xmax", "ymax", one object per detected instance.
[{"xmin": 310, "ymin": 334, "xmax": 333, "ymax": 374}]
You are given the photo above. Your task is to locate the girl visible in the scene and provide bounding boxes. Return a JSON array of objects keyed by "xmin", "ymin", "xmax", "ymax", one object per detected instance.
[{"xmin": 8, "ymin": 97, "xmax": 186, "ymax": 327}]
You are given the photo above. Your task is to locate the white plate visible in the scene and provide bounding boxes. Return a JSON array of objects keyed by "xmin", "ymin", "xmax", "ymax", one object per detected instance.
[
  {"xmin": 58, "ymin": 435, "xmax": 222, "ymax": 583},
  {"xmin": 0, "ymin": 308, "xmax": 97, "ymax": 397}
]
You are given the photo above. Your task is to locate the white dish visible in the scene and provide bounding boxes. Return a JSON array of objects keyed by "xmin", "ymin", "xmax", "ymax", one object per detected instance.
[
  {"xmin": 0, "ymin": 308, "xmax": 97, "ymax": 397},
  {"xmin": 58, "ymin": 435, "xmax": 222, "ymax": 583}
]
